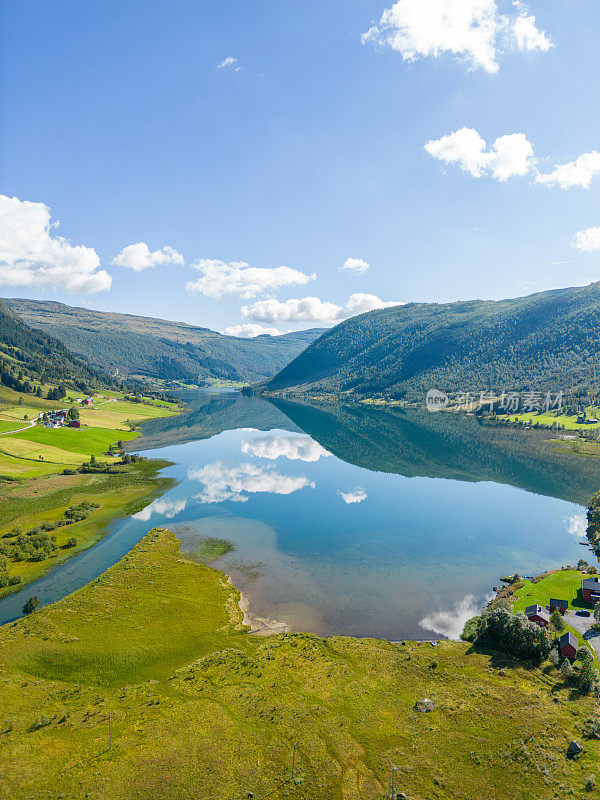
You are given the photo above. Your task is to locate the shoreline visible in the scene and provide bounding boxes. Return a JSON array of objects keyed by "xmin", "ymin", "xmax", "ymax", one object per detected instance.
[{"xmin": 226, "ymin": 575, "xmax": 290, "ymax": 636}]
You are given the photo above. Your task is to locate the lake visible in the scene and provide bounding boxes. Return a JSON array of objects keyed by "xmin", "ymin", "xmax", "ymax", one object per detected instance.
[{"xmin": 0, "ymin": 389, "xmax": 598, "ymax": 639}]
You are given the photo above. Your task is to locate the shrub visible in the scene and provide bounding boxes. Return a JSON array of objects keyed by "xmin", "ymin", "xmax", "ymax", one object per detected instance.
[
  {"xmin": 65, "ymin": 537, "xmax": 78, "ymax": 548},
  {"xmin": 582, "ymin": 717, "xmax": 600, "ymax": 739},
  {"xmin": 550, "ymin": 609, "xmax": 565, "ymax": 632},
  {"xmin": 22, "ymin": 596, "xmax": 39, "ymax": 615},
  {"xmin": 560, "ymin": 658, "xmax": 574, "ymax": 681}
]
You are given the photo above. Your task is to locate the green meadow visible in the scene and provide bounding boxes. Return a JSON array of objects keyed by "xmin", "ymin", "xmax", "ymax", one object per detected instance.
[{"xmin": 0, "ymin": 529, "xmax": 596, "ymax": 800}]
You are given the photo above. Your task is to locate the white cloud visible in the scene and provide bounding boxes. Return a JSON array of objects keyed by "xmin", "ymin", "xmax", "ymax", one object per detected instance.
[
  {"xmin": 188, "ymin": 461, "xmax": 315, "ymax": 504},
  {"xmin": 241, "ymin": 434, "xmax": 332, "ymax": 462},
  {"xmin": 512, "ymin": 10, "xmax": 553, "ymax": 53},
  {"xmin": 218, "ymin": 56, "xmax": 240, "ymax": 71},
  {"xmin": 572, "ymin": 227, "xmax": 600, "ymax": 253},
  {"xmin": 536, "ymin": 151, "xmax": 600, "ymax": 189},
  {"xmin": 338, "ymin": 488, "xmax": 368, "ymax": 504},
  {"xmin": 132, "ymin": 498, "xmax": 187, "ymax": 521},
  {"xmin": 223, "ymin": 323, "xmax": 282, "ymax": 338},
  {"xmin": 241, "ymin": 292, "xmax": 400, "ymax": 326},
  {"xmin": 425, "ymin": 127, "xmax": 534, "ymax": 180},
  {"xmin": 0, "ymin": 195, "xmax": 111, "ymax": 294},
  {"xmin": 186, "ymin": 258, "xmax": 315, "ymax": 300},
  {"xmin": 420, "ymin": 593, "xmax": 486, "ymax": 640},
  {"xmin": 339, "ymin": 257, "xmax": 370, "ymax": 275},
  {"xmin": 113, "ymin": 242, "xmax": 184, "ymax": 271},
  {"xmin": 565, "ymin": 513, "xmax": 586, "ymax": 539},
  {"xmin": 362, "ymin": 0, "xmax": 552, "ymax": 74}
]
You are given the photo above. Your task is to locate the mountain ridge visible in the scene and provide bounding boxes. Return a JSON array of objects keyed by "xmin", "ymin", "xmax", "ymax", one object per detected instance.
[
  {"xmin": 261, "ymin": 281, "xmax": 600, "ymax": 399},
  {"xmin": 5, "ymin": 298, "xmax": 325, "ymax": 384}
]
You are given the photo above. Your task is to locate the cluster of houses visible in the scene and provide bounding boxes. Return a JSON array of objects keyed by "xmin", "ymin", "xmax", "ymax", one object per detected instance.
[
  {"xmin": 523, "ymin": 575, "xmax": 600, "ymax": 660},
  {"xmin": 44, "ymin": 410, "xmax": 80, "ymax": 429},
  {"xmin": 43, "ymin": 395, "xmax": 95, "ymax": 430}
]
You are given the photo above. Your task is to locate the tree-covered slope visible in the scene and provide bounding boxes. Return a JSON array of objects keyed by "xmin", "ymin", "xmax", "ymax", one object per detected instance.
[
  {"xmin": 0, "ymin": 298, "xmax": 102, "ymax": 393},
  {"xmin": 6, "ymin": 299, "xmax": 324, "ymax": 383},
  {"xmin": 263, "ymin": 282, "xmax": 600, "ymax": 398}
]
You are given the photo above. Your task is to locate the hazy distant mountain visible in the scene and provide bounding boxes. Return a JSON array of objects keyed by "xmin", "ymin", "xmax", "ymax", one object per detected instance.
[
  {"xmin": 262, "ymin": 282, "xmax": 600, "ymax": 398},
  {"xmin": 6, "ymin": 299, "xmax": 325, "ymax": 384}
]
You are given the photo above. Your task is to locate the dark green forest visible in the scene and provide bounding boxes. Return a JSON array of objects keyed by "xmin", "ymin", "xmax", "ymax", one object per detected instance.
[
  {"xmin": 263, "ymin": 281, "xmax": 600, "ymax": 399},
  {"xmin": 0, "ymin": 299, "xmax": 105, "ymax": 395}
]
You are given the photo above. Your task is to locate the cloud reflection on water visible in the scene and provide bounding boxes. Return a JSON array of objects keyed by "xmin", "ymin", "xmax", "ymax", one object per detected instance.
[{"xmin": 187, "ymin": 460, "xmax": 316, "ymax": 504}]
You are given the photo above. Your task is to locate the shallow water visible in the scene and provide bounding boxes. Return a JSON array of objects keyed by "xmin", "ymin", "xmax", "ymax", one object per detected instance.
[{"xmin": 1, "ymin": 391, "xmax": 597, "ymax": 639}]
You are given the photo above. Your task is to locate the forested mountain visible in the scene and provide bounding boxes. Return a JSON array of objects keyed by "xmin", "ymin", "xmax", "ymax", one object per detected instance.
[
  {"xmin": 6, "ymin": 299, "xmax": 324, "ymax": 384},
  {"xmin": 0, "ymin": 299, "xmax": 102, "ymax": 394},
  {"xmin": 262, "ymin": 282, "xmax": 600, "ymax": 399}
]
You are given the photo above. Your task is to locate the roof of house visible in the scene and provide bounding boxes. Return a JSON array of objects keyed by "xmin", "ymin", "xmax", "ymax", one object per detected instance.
[
  {"xmin": 559, "ymin": 632, "xmax": 578, "ymax": 649},
  {"xmin": 525, "ymin": 604, "xmax": 549, "ymax": 619},
  {"xmin": 549, "ymin": 598, "xmax": 568, "ymax": 608},
  {"xmin": 525, "ymin": 604, "xmax": 542, "ymax": 615},
  {"xmin": 582, "ymin": 577, "xmax": 600, "ymax": 590}
]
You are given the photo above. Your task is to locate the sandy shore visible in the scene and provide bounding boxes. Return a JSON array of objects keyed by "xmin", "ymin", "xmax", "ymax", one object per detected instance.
[{"xmin": 226, "ymin": 576, "xmax": 290, "ymax": 636}]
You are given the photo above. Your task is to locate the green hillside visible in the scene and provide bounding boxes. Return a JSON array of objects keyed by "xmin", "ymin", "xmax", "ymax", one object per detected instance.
[
  {"xmin": 6, "ymin": 298, "xmax": 324, "ymax": 384},
  {"xmin": 0, "ymin": 299, "xmax": 103, "ymax": 393},
  {"xmin": 262, "ymin": 281, "xmax": 600, "ymax": 399},
  {"xmin": 0, "ymin": 528, "xmax": 595, "ymax": 800}
]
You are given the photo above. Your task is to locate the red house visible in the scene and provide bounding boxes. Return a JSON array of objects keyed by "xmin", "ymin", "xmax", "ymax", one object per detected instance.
[
  {"xmin": 548, "ymin": 598, "xmax": 568, "ymax": 614},
  {"xmin": 525, "ymin": 604, "xmax": 550, "ymax": 627},
  {"xmin": 581, "ymin": 577, "xmax": 600, "ymax": 604},
  {"xmin": 67, "ymin": 419, "xmax": 81, "ymax": 428},
  {"xmin": 559, "ymin": 631, "xmax": 579, "ymax": 660}
]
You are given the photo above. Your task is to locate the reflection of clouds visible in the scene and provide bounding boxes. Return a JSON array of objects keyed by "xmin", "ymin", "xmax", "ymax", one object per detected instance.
[
  {"xmin": 419, "ymin": 594, "xmax": 485, "ymax": 640},
  {"xmin": 241, "ymin": 434, "xmax": 331, "ymax": 463},
  {"xmin": 338, "ymin": 488, "xmax": 367, "ymax": 504},
  {"xmin": 188, "ymin": 461, "xmax": 315, "ymax": 504},
  {"xmin": 133, "ymin": 498, "xmax": 187, "ymax": 522},
  {"xmin": 565, "ymin": 513, "xmax": 587, "ymax": 538}
]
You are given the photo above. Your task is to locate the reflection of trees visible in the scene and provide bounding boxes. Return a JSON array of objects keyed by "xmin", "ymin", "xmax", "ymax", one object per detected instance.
[
  {"xmin": 133, "ymin": 390, "xmax": 301, "ymax": 451},
  {"xmin": 270, "ymin": 399, "xmax": 600, "ymax": 506}
]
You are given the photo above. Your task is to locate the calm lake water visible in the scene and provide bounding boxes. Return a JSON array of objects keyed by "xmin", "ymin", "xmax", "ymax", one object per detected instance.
[{"xmin": 1, "ymin": 390, "xmax": 598, "ymax": 639}]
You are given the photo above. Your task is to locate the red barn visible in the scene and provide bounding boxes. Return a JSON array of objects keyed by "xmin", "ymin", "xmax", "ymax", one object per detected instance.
[
  {"xmin": 581, "ymin": 577, "xmax": 600, "ymax": 604},
  {"xmin": 559, "ymin": 632, "xmax": 579, "ymax": 660},
  {"xmin": 67, "ymin": 420, "xmax": 81, "ymax": 428},
  {"xmin": 525, "ymin": 604, "xmax": 550, "ymax": 627}
]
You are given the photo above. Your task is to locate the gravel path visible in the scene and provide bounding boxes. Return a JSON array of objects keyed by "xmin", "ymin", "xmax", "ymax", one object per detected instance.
[{"xmin": 564, "ymin": 611, "xmax": 600, "ymax": 659}]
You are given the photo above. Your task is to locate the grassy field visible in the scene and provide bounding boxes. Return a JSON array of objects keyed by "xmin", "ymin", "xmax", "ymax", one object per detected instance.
[
  {"xmin": 512, "ymin": 570, "xmax": 592, "ymax": 613},
  {"xmin": 508, "ymin": 410, "xmax": 600, "ymax": 430},
  {"xmin": 0, "ymin": 385, "xmax": 180, "ymax": 591},
  {"xmin": 0, "ymin": 389, "xmax": 175, "ymax": 479},
  {"xmin": 0, "ymin": 528, "xmax": 596, "ymax": 800},
  {"xmin": 0, "ymin": 460, "xmax": 174, "ymax": 595}
]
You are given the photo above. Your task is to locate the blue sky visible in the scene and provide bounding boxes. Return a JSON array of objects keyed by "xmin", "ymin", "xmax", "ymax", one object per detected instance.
[{"xmin": 1, "ymin": 0, "xmax": 599, "ymax": 334}]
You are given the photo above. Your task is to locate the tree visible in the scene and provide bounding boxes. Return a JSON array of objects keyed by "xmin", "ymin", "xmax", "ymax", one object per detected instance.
[
  {"xmin": 67, "ymin": 407, "xmax": 79, "ymax": 420},
  {"xmin": 22, "ymin": 596, "xmax": 39, "ymax": 615},
  {"xmin": 560, "ymin": 658, "xmax": 574, "ymax": 681},
  {"xmin": 550, "ymin": 609, "xmax": 565, "ymax": 632},
  {"xmin": 548, "ymin": 648, "xmax": 560, "ymax": 667},
  {"xmin": 475, "ymin": 607, "xmax": 550, "ymax": 662}
]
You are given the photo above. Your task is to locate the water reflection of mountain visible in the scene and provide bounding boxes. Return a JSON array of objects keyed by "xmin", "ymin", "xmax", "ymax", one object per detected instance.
[
  {"xmin": 134, "ymin": 390, "xmax": 600, "ymax": 506},
  {"xmin": 132, "ymin": 390, "xmax": 300, "ymax": 451},
  {"xmin": 270, "ymin": 399, "xmax": 600, "ymax": 506}
]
